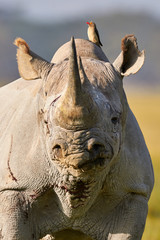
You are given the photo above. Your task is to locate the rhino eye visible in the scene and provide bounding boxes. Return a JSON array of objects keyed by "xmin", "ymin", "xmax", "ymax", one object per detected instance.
[{"xmin": 111, "ymin": 117, "xmax": 119, "ymax": 125}]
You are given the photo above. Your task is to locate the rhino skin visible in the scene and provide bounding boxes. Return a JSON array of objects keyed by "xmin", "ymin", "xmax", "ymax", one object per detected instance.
[{"xmin": 0, "ymin": 35, "xmax": 154, "ymax": 240}]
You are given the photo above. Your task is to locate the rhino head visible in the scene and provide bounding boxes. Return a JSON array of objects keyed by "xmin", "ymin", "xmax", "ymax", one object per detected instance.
[{"xmin": 14, "ymin": 35, "xmax": 145, "ymax": 217}]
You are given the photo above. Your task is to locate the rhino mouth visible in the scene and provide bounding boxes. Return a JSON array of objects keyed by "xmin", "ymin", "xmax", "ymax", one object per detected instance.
[
  {"xmin": 53, "ymin": 174, "xmax": 97, "ymax": 209},
  {"xmin": 50, "ymin": 135, "xmax": 114, "ymax": 211},
  {"xmin": 75, "ymin": 150, "xmax": 113, "ymax": 171},
  {"xmin": 56, "ymin": 180, "xmax": 91, "ymax": 204}
]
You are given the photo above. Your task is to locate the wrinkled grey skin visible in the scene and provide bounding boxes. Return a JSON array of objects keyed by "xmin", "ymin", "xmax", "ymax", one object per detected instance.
[{"xmin": 0, "ymin": 36, "xmax": 154, "ymax": 240}]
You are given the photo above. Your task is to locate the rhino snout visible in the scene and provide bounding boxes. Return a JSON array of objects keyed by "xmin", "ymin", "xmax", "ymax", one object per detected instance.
[{"xmin": 52, "ymin": 138, "xmax": 113, "ymax": 171}]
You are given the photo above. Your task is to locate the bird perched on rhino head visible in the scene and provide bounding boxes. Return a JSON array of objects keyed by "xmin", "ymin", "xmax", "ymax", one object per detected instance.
[{"xmin": 86, "ymin": 21, "xmax": 103, "ymax": 47}]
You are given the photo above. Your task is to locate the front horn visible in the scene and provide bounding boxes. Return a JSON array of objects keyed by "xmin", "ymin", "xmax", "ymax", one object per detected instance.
[{"xmin": 54, "ymin": 37, "xmax": 99, "ymax": 129}]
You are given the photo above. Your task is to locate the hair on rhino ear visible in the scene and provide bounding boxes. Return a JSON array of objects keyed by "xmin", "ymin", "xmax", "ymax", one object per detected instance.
[
  {"xmin": 113, "ymin": 34, "xmax": 145, "ymax": 77},
  {"xmin": 14, "ymin": 38, "xmax": 53, "ymax": 80},
  {"xmin": 14, "ymin": 38, "xmax": 30, "ymax": 53}
]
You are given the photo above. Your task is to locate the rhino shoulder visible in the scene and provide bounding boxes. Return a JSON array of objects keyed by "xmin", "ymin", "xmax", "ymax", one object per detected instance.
[{"xmin": 0, "ymin": 78, "xmax": 42, "ymax": 140}]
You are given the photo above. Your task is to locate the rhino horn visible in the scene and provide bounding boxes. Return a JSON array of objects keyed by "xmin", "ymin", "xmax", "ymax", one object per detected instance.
[
  {"xmin": 55, "ymin": 37, "xmax": 99, "ymax": 129},
  {"xmin": 65, "ymin": 36, "xmax": 82, "ymax": 105},
  {"xmin": 14, "ymin": 38, "xmax": 53, "ymax": 80}
]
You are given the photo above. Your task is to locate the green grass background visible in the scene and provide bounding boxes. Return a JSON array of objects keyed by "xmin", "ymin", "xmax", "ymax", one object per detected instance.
[{"xmin": 127, "ymin": 91, "xmax": 160, "ymax": 240}]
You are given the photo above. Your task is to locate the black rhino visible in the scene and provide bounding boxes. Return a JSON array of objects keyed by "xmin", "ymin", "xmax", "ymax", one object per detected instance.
[{"xmin": 0, "ymin": 35, "xmax": 154, "ymax": 240}]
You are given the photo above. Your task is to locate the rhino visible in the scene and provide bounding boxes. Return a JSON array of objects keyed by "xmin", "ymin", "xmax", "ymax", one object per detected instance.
[{"xmin": 0, "ymin": 34, "xmax": 154, "ymax": 240}]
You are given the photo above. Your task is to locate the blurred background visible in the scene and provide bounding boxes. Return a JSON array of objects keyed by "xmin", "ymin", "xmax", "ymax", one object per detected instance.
[{"xmin": 0, "ymin": 0, "xmax": 160, "ymax": 239}]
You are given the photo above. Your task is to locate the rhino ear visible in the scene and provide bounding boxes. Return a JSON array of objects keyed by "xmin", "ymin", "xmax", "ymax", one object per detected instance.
[
  {"xmin": 14, "ymin": 38, "xmax": 53, "ymax": 80},
  {"xmin": 113, "ymin": 35, "xmax": 145, "ymax": 77}
]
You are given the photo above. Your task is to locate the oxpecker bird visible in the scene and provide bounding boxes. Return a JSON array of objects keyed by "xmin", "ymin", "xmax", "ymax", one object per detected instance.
[{"xmin": 86, "ymin": 21, "xmax": 103, "ymax": 47}]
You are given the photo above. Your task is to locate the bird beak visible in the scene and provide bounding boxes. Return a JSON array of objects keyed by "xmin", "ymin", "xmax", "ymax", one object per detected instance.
[{"xmin": 86, "ymin": 22, "xmax": 90, "ymax": 25}]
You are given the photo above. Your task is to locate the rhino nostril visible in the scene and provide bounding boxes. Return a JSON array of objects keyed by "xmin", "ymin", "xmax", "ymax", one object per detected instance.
[
  {"xmin": 92, "ymin": 143, "xmax": 103, "ymax": 152},
  {"xmin": 87, "ymin": 140, "xmax": 106, "ymax": 161},
  {"xmin": 53, "ymin": 144, "xmax": 61, "ymax": 149},
  {"xmin": 52, "ymin": 144, "xmax": 63, "ymax": 158}
]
